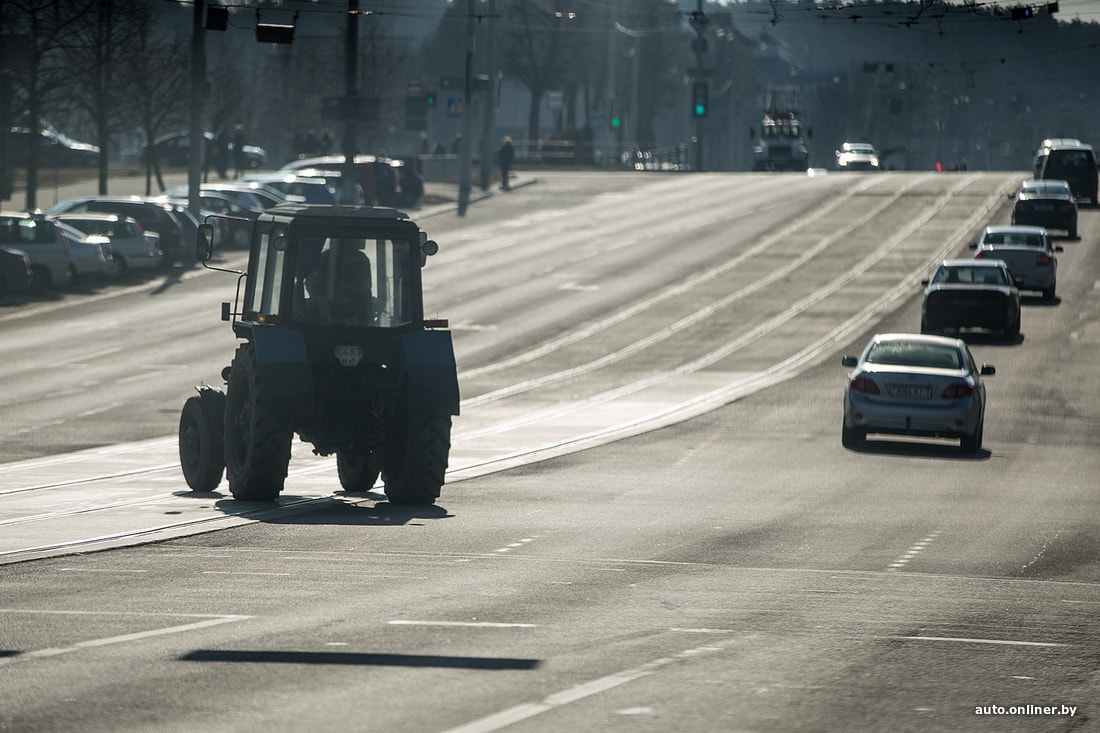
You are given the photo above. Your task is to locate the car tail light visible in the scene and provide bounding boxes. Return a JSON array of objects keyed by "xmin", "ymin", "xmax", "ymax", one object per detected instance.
[
  {"xmin": 974, "ymin": 250, "xmax": 987, "ymax": 259},
  {"xmin": 1063, "ymin": 202, "xmax": 1075, "ymax": 212},
  {"xmin": 940, "ymin": 382, "xmax": 974, "ymax": 399},
  {"xmin": 1036, "ymin": 253, "xmax": 1052, "ymax": 266},
  {"xmin": 850, "ymin": 376, "xmax": 880, "ymax": 394}
]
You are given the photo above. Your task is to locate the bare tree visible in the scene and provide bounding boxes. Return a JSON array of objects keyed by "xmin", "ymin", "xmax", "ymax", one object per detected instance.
[
  {"xmin": 114, "ymin": 2, "xmax": 188, "ymax": 194},
  {"xmin": 4, "ymin": 0, "xmax": 97, "ymax": 210},
  {"xmin": 60, "ymin": 0, "xmax": 147, "ymax": 194}
]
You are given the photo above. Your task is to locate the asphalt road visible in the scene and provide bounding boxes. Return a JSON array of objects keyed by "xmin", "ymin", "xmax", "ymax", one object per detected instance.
[{"xmin": 1, "ymin": 169, "xmax": 1098, "ymax": 732}]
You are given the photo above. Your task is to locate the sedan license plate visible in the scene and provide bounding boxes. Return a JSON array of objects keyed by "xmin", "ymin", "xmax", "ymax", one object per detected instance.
[{"xmin": 888, "ymin": 384, "xmax": 931, "ymax": 399}]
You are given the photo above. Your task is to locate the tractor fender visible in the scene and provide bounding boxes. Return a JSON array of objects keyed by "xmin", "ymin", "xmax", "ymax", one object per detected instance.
[
  {"xmin": 249, "ymin": 326, "xmax": 315, "ymax": 418},
  {"xmin": 399, "ymin": 330, "xmax": 460, "ymax": 416}
]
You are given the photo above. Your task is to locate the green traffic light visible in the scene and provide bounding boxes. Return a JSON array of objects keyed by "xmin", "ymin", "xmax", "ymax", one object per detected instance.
[
  {"xmin": 693, "ymin": 103, "xmax": 706, "ymax": 117},
  {"xmin": 610, "ymin": 116, "xmax": 621, "ymax": 129}
]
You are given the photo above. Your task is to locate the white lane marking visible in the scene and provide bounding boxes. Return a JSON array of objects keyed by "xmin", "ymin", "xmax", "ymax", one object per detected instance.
[
  {"xmin": 889, "ymin": 636, "xmax": 1068, "ymax": 648},
  {"xmin": 888, "ymin": 530, "xmax": 943, "ymax": 571},
  {"xmin": 459, "ymin": 175, "xmax": 892, "ymax": 381},
  {"xmin": 0, "ymin": 610, "xmax": 252, "ymax": 666},
  {"xmin": 388, "ymin": 620, "xmax": 538, "ymax": 629},
  {"xmin": 439, "ymin": 638, "xmax": 735, "ymax": 733}
]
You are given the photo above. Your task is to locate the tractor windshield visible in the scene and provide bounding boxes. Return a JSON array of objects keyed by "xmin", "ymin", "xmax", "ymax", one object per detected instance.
[{"xmin": 293, "ymin": 235, "xmax": 415, "ymax": 327}]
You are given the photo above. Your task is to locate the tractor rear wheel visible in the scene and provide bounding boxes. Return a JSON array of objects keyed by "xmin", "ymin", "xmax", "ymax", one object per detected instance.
[
  {"xmin": 179, "ymin": 390, "xmax": 226, "ymax": 491},
  {"xmin": 382, "ymin": 404, "xmax": 450, "ymax": 505},
  {"xmin": 224, "ymin": 344, "xmax": 292, "ymax": 501},
  {"xmin": 337, "ymin": 448, "xmax": 381, "ymax": 492}
]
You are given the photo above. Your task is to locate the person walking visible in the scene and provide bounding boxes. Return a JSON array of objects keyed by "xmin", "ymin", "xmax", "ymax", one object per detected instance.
[
  {"xmin": 497, "ymin": 136, "xmax": 514, "ymax": 191},
  {"xmin": 232, "ymin": 124, "xmax": 247, "ymax": 178}
]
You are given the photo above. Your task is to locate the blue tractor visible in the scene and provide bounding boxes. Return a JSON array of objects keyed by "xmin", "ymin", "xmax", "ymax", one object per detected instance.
[{"xmin": 178, "ymin": 204, "xmax": 459, "ymax": 504}]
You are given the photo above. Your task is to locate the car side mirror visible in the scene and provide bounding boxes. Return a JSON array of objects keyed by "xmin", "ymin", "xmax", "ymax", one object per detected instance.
[
  {"xmin": 921, "ymin": 278, "xmax": 930, "ymax": 286},
  {"xmin": 841, "ymin": 356, "xmax": 857, "ymax": 367},
  {"xmin": 967, "ymin": 241, "xmax": 977, "ymax": 249},
  {"xmin": 1054, "ymin": 245, "xmax": 1064, "ymax": 252},
  {"xmin": 980, "ymin": 365, "xmax": 996, "ymax": 376},
  {"xmin": 197, "ymin": 223, "xmax": 214, "ymax": 261}
]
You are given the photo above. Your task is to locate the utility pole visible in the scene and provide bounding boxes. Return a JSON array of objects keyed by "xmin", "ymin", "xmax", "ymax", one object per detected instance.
[
  {"xmin": 458, "ymin": 0, "xmax": 475, "ymax": 216},
  {"xmin": 188, "ymin": 0, "xmax": 205, "ymax": 251},
  {"xmin": 478, "ymin": 0, "xmax": 497, "ymax": 192},
  {"xmin": 343, "ymin": 0, "xmax": 360, "ymax": 204},
  {"xmin": 689, "ymin": 1, "xmax": 708, "ymax": 173}
]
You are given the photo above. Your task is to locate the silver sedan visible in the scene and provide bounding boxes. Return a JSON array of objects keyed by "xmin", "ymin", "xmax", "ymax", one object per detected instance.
[{"xmin": 841, "ymin": 333, "xmax": 995, "ymax": 454}]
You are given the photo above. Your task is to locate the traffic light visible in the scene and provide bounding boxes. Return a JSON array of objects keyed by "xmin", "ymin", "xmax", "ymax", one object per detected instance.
[
  {"xmin": 425, "ymin": 90, "xmax": 437, "ymax": 107},
  {"xmin": 692, "ymin": 82, "xmax": 708, "ymax": 118},
  {"xmin": 609, "ymin": 99, "xmax": 622, "ymax": 131}
]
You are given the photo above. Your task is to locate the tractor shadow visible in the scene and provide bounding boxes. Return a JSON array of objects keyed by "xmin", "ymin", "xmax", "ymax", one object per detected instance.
[{"xmin": 186, "ymin": 490, "xmax": 452, "ymax": 526}]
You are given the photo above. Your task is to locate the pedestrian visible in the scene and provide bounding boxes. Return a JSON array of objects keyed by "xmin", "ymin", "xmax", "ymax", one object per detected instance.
[
  {"xmin": 213, "ymin": 126, "xmax": 230, "ymax": 180},
  {"xmin": 497, "ymin": 135, "xmax": 514, "ymax": 191},
  {"xmin": 232, "ymin": 124, "xmax": 247, "ymax": 178}
]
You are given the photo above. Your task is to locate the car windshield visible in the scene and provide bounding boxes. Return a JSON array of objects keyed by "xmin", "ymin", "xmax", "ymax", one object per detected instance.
[
  {"xmin": 866, "ymin": 341, "xmax": 963, "ymax": 370},
  {"xmin": 1047, "ymin": 150, "xmax": 1094, "ymax": 172},
  {"xmin": 933, "ymin": 266, "xmax": 1007, "ymax": 286},
  {"xmin": 0, "ymin": 217, "xmax": 55, "ymax": 244},
  {"xmin": 982, "ymin": 231, "xmax": 1044, "ymax": 247}
]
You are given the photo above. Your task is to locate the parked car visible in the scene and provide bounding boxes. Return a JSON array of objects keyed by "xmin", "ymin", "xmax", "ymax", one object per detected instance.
[
  {"xmin": 237, "ymin": 172, "xmax": 339, "ymax": 205},
  {"xmin": 159, "ymin": 191, "xmax": 258, "ymax": 249},
  {"xmin": 389, "ymin": 158, "xmax": 425, "ymax": 206},
  {"xmin": 0, "ymin": 212, "xmax": 71, "ymax": 291},
  {"xmin": 165, "ymin": 183, "xmax": 282, "ymax": 212},
  {"xmin": 841, "ymin": 332, "xmax": 995, "ymax": 454},
  {"xmin": 1032, "ymin": 137, "xmax": 1098, "ymax": 205},
  {"xmin": 920, "ymin": 259, "xmax": 1021, "ymax": 338},
  {"xmin": 969, "ymin": 225, "xmax": 1061, "ymax": 301},
  {"xmin": 835, "ymin": 142, "xmax": 881, "ymax": 171},
  {"xmin": 46, "ymin": 197, "xmax": 186, "ymax": 263},
  {"xmin": 280, "ymin": 155, "xmax": 400, "ymax": 205},
  {"xmin": 8, "ymin": 126, "xmax": 99, "ymax": 167},
  {"xmin": 47, "ymin": 213, "xmax": 162, "ymax": 273},
  {"xmin": 1008, "ymin": 179, "xmax": 1077, "ymax": 238},
  {"xmin": 53, "ymin": 221, "xmax": 116, "ymax": 283},
  {"xmin": 0, "ymin": 246, "xmax": 34, "ymax": 298},
  {"xmin": 143, "ymin": 131, "xmax": 267, "ymax": 170}
]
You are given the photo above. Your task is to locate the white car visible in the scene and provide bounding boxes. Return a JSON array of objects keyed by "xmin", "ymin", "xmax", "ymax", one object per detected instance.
[
  {"xmin": 0, "ymin": 212, "xmax": 72, "ymax": 291},
  {"xmin": 835, "ymin": 142, "xmax": 881, "ymax": 171},
  {"xmin": 53, "ymin": 221, "xmax": 116, "ymax": 282},
  {"xmin": 842, "ymin": 333, "xmax": 995, "ymax": 454},
  {"xmin": 48, "ymin": 213, "xmax": 162, "ymax": 273}
]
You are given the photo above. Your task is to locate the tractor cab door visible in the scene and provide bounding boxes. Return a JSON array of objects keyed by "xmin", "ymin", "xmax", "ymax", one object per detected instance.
[{"xmin": 240, "ymin": 222, "xmax": 290, "ymax": 325}]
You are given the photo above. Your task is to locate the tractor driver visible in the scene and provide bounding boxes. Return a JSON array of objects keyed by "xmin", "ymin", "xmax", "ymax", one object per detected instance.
[{"xmin": 296, "ymin": 238, "xmax": 374, "ymax": 324}]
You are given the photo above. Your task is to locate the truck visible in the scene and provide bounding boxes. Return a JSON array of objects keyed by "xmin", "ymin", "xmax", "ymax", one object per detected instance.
[
  {"xmin": 750, "ymin": 86, "xmax": 811, "ymax": 172},
  {"xmin": 177, "ymin": 204, "xmax": 459, "ymax": 505}
]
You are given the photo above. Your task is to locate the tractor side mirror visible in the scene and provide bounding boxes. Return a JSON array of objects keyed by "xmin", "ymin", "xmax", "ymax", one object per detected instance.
[
  {"xmin": 197, "ymin": 223, "xmax": 214, "ymax": 261},
  {"xmin": 420, "ymin": 239, "xmax": 439, "ymax": 267}
]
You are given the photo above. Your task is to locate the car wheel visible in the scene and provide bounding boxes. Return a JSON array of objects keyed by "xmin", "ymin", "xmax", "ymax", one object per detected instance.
[
  {"xmin": 920, "ymin": 319, "xmax": 935, "ymax": 335},
  {"xmin": 841, "ymin": 420, "xmax": 865, "ymax": 449},
  {"xmin": 1043, "ymin": 282, "xmax": 1056, "ymax": 302},
  {"xmin": 960, "ymin": 419, "xmax": 983, "ymax": 455},
  {"xmin": 337, "ymin": 448, "xmax": 381, "ymax": 492},
  {"xmin": 112, "ymin": 253, "xmax": 127, "ymax": 276}
]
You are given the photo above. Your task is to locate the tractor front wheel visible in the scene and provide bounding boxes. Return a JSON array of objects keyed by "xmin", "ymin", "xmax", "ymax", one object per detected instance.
[
  {"xmin": 224, "ymin": 345, "xmax": 293, "ymax": 501},
  {"xmin": 178, "ymin": 390, "xmax": 226, "ymax": 491}
]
